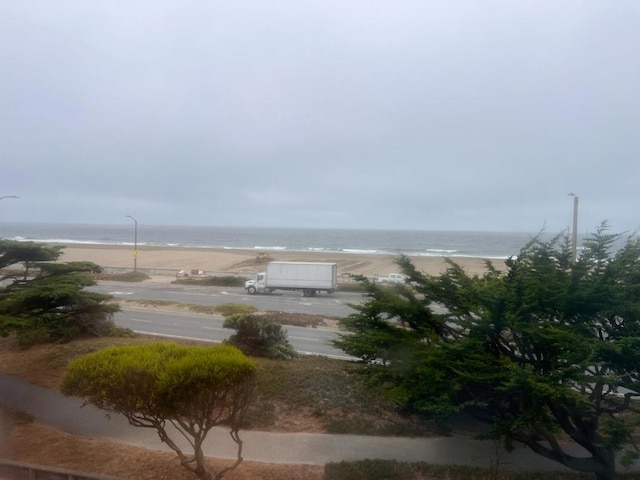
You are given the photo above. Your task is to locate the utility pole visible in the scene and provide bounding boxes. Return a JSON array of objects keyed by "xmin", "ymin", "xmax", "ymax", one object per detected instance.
[
  {"xmin": 125, "ymin": 215, "xmax": 138, "ymax": 273},
  {"xmin": 568, "ymin": 193, "xmax": 578, "ymax": 262}
]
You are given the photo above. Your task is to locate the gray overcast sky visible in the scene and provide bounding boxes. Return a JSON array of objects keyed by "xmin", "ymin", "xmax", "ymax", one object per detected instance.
[{"xmin": 1, "ymin": 1, "xmax": 639, "ymax": 233}]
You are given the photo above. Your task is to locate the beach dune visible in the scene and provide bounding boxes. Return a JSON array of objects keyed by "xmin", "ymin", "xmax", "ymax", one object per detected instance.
[{"xmin": 57, "ymin": 244, "xmax": 505, "ymax": 279}]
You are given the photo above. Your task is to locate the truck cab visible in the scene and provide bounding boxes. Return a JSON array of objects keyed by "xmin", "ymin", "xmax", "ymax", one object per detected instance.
[{"xmin": 245, "ymin": 272, "xmax": 268, "ymax": 294}]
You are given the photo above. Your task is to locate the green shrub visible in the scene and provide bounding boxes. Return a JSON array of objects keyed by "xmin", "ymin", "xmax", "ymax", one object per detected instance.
[{"xmin": 224, "ymin": 314, "xmax": 297, "ymax": 360}]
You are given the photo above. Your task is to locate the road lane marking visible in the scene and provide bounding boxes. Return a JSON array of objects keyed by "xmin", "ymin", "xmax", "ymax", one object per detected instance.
[{"xmin": 129, "ymin": 318, "xmax": 152, "ymax": 323}]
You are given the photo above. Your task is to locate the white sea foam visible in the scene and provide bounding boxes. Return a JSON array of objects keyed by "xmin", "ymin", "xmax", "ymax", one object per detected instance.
[
  {"xmin": 342, "ymin": 248, "xmax": 381, "ymax": 254},
  {"xmin": 253, "ymin": 245, "xmax": 287, "ymax": 251}
]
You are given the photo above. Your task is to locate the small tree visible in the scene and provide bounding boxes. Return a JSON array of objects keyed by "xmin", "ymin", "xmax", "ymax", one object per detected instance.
[
  {"xmin": 61, "ymin": 343, "xmax": 257, "ymax": 480},
  {"xmin": 334, "ymin": 226, "xmax": 640, "ymax": 480},
  {"xmin": 224, "ymin": 314, "xmax": 297, "ymax": 360},
  {"xmin": 0, "ymin": 240, "xmax": 119, "ymax": 344}
]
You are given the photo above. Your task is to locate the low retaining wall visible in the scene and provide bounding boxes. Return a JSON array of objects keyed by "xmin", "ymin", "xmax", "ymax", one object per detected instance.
[{"xmin": 0, "ymin": 458, "xmax": 120, "ymax": 480}]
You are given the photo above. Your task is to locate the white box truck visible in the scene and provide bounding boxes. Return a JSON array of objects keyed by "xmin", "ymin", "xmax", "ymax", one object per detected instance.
[{"xmin": 245, "ymin": 261, "xmax": 338, "ymax": 297}]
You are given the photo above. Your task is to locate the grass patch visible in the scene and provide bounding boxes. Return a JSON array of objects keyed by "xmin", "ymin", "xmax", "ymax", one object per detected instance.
[
  {"xmin": 260, "ymin": 311, "xmax": 334, "ymax": 328},
  {"xmin": 129, "ymin": 299, "xmax": 178, "ymax": 307},
  {"xmin": 246, "ymin": 355, "xmax": 433, "ymax": 436},
  {"xmin": 209, "ymin": 303, "xmax": 256, "ymax": 317},
  {"xmin": 120, "ymin": 300, "xmax": 257, "ymax": 317},
  {"xmin": 181, "ymin": 303, "xmax": 257, "ymax": 317}
]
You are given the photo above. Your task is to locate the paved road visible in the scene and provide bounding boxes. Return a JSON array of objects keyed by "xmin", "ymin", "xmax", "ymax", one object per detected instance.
[
  {"xmin": 89, "ymin": 282, "xmax": 360, "ymax": 317},
  {"xmin": 3, "ymin": 373, "xmax": 629, "ymax": 474},
  {"xmin": 115, "ymin": 308, "xmax": 351, "ymax": 359}
]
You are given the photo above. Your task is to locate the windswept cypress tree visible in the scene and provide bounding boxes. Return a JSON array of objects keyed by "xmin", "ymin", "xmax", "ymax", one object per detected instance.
[{"xmin": 335, "ymin": 225, "xmax": 640, "ymax": 480}]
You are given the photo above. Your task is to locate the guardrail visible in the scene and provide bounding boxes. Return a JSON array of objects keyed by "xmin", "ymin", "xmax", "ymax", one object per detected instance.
[{"xmin": 0, "ymin": 458, "xmax": 121, "ymax": 480}]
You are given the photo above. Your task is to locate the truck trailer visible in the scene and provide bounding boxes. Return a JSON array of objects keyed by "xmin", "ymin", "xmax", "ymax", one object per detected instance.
[{"xmin": 244, "ymin": 261, "xmax": 338, "ymax": 297}]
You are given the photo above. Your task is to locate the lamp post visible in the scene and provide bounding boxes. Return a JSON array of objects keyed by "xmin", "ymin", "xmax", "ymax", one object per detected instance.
[
  {"xmin": 568, "ymin": 193, "xmax": 578, "ymax": 263},
  {"xmin": 125, "ymin": 215, "xmax": 138, "ymax": 273},
  {"xmin": 0, "ymin": 195, "xmax": 19, "ymax": 201}
]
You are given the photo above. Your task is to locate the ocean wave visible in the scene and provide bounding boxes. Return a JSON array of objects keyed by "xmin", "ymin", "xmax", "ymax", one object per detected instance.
[
  {"xmin": 342, "ymin": 248, "xmax": 383, "ymax": 255},
  {"xmin": 416, "ymin": 251, "xmax": 511, "ymax": 260},
  {"xmin": 253, "ymin": 245, "xmax": 288, "ymax": 251},
  {"xmin": 12, "ymin": 237, "xmax": 109, "ymax": 245}
]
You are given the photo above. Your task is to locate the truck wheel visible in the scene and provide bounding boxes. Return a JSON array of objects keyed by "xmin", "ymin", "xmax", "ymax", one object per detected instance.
[
  {"xmin": 303, "ymin": 289, "xmax": 316, "ymax": 297},
  {"xmin": 247, "ymin": 285, "xmax": 257, "ymax": 295}
]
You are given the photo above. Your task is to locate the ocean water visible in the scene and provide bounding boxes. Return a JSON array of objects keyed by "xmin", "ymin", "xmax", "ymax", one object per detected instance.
[{"xmin": 0, "ymin": 222, "xmax": 569, "ymax": 260}]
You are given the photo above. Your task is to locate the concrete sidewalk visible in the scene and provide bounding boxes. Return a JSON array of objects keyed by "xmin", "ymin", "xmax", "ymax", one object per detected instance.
[{"xmin": 0, "ymin": 373, "xmax": 627, "ymax": 473}]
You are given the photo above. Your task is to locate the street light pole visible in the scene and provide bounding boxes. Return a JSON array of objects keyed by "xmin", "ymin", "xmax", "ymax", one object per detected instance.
[
  {"xmin": 0, "ymin": 196, "xmax": 19, "ymax": 201},
  {"xmin": 568, "ymin": 193, "xmax": 578, "ymax": 263},
  {"xmin": 125, "ymin": 215, "xmax": 138, "ymax": 273}
]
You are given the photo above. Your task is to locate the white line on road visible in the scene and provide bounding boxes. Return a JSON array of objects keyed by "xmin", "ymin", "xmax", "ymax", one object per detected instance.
[
  {"xmin": 202, "ymin": 326, "xmax": 229, "ymax": 331},
  {"xmin": 129, "ymin": 318, "xmax": 152, "ymax": 323}
]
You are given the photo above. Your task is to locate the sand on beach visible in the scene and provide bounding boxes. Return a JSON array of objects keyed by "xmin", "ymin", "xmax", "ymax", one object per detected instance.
[{"xmin": 57, "ymin": 243, "xmax": 506, "ymax": 279}]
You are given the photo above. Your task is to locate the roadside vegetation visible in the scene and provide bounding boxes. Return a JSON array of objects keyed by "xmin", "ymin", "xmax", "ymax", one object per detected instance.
[
  {"xmin": 94, "ymin": 271, "xmax": 151, "ymax": 282},
  {"xmin": 120, "ymin": 299, "xmax": 258, "ymax": 317}
]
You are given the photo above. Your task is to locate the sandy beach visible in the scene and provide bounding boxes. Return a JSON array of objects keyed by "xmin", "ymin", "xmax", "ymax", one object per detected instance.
[{"xmin": 57, "ymin": 243, "xmax": 505, "ymax": 279}]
